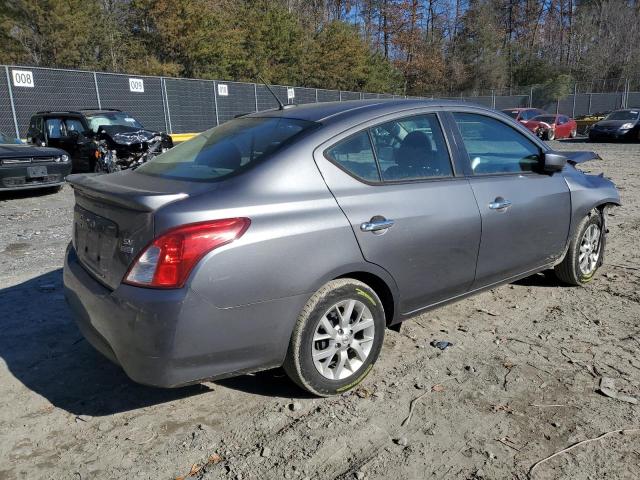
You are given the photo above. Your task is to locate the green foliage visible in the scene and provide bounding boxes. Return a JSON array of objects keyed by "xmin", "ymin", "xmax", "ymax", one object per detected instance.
[
  {"xmin": 532, "ymin": 74, "xmax": 574, "ymax": 105},
  {"xmin": 1, "ymin": 0, "xmax": 636, "ymax": 95}
]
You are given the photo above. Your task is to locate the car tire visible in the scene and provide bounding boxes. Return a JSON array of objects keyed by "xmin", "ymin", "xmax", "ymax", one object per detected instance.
[
  {"xmin": 554, "ymin": 213, "xmax": 604, "ymax": 285},
  {"xmin": 570, "ymin": 129, "xmax": 577, "ymax": 138},
  {"xmin": 545, "ymin": 129, "xmax": 555, "ymax": 141},
  {"xmin": 283, "ymin": 279, "xmax": 385, "ymax": 396}
]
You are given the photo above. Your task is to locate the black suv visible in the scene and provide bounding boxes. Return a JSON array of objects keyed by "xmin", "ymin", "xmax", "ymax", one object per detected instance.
[{"xmin": 27, "ymin": 109, "xmax": 173, "ymax": 172}]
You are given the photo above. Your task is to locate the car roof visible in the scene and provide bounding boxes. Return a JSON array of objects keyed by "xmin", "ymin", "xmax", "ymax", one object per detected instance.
[
  {"xmin": 34, "ymin": 109, "xmax": 121, "ymax": 116},
  {"xmin": 247, "ymin": 99, "xmax": 493, "ymax": 124}
]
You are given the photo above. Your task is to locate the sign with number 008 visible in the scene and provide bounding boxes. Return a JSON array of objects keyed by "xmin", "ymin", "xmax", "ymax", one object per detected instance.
[
  {"xmin": 129, "ymin": 78, "xmax": 145, "ymax": 93},
  {"xmin": 12, "ymin": 70, "xmax": 34, "ymax": 88}
]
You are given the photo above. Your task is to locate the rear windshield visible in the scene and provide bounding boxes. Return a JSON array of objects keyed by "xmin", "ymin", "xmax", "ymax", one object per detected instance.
[
  {"xmin": 605, "ymin": 110, "xmax": 639, "ymax": 121},
  {"xmin": 137, "ymin": 117, "xmax": 317, "ymax": 181}
]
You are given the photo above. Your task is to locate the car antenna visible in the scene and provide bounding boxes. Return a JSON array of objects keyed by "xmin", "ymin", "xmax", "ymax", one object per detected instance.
[{"xmin": 257, "ymin": 74, "xmax": 292, "ymax": 110}]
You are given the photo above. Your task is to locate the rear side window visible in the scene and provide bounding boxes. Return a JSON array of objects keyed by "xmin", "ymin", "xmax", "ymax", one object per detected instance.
[
  {"xmin": 137, "ymin": 117, "xmax": 317, "ymax": 181},
  {"xmin": 370, "ymin": 114, "xmax": 452, "ymax": 181},
  {"xmin": 453, "ymin": 112, "xmax": 541, "ymax": 175},
  {"xmin": 325, "ymin": 132, "xmax": 380, "ymax": 182}
]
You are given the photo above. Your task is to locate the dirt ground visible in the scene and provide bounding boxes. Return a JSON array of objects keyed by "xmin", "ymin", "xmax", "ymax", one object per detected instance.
[{"xmin": 0, "ymin": 139, "xmax": 639, "ymax": 480}]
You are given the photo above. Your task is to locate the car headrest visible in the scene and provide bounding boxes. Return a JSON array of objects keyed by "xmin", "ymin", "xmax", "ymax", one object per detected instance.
[
  {"xmin": 197, "ymin": 140, "xmax": 242, "ymax": 170},
  {"xmin": 396, "ymin": 131, "xmax": 432, "ymax": 166}
]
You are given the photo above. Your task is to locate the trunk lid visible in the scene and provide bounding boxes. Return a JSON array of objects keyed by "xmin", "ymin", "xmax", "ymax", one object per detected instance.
[{"xmin": 68, "ymin": 170, "xmax": 215, "ymax": 290}]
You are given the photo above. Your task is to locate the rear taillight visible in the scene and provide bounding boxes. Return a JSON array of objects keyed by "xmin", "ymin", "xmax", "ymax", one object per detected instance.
[{"xmin": 123, "ymin": 218, "xmax": 250, "ymax": 289}]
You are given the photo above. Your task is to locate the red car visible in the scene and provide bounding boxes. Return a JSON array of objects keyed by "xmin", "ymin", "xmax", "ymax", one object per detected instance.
[
  {"xmin": 521, "ymin": 114, "xmax": 578, "ymax": 140},
  {"xmin": 502, "ymin": 108, "xmax": 546, "ymax": 123}
]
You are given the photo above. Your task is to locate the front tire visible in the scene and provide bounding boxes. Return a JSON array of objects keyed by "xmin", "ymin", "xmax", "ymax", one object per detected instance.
[
  {"xmin": 554, "ymin": 213, "xmax": 604, "ymax": 285},
  {"xmin": 545, "ymin": 129, "xmax": 556, "ymax": 141},
  {"xmin": 283, "ymin": 279, "xmax": 385, "ymax": 396}
]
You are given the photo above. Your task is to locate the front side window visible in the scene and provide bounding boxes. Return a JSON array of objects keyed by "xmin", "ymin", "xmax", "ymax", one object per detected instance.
[
  {"xmin": 325, "ymin": 131, "xmax": 380, "ymax": 182},
  {"xmin": 137, "ymin": 117, "xmax": 317, "ymax": 181},
  {"xmin": 453, "ymin": 112, "xmax": 541, "ymax": 175},
  {"xmin": 369, "ymin": 114, "xmax": 453, "ymax": 181},
  {"xmin": 65, "ymin": 118, "xmax": 85, "ymax": 133},
  {"xmin": 45, "ymin": 118, "xmax": 64, "ymax": 139}
]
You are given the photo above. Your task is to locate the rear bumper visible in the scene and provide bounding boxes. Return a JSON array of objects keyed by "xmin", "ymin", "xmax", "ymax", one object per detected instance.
[
  {"xmin": 63, "ymin": 243, "xmax": 307, "ymax": 387},
  {"xmin": 0, "ymin": 163, "xmax": 71, "ymax": 190}
]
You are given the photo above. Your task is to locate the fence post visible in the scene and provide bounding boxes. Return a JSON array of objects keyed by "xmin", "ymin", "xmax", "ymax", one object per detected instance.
[
  {"xmin": 491, "ymin": 89, "xmax": 495, "ymax": 109},
  {"xmin": 213, "ymin": 81, "xmax": 220, "ymax": 126},
  {"xmin": 4, "ymin": 66, "xmax": 20, "ymax": 139},
  {"xmin": 93, "ymin": 72, "xmax": 101, "ymax": 109},
  {"xmin": 160, "ymin": 77, "xmax": 172, "ymax": 134},
  {"xmin": 588, "ymin": 93, "xmax": 592, "ymax": 115},
  {"xmin": 624, "ymin": 78, "xmax": 629, "ymax": 108},
  {"xmin": 315, "ymin": 89, "xmax": 318, "ymax": 103},
  {"xmin": 529, "ymin": 87, "xmax": 533, "ymax": 108},
  {"xmin": 339, "ymin": 91, "xmax": 342, "ymax": 101},
  {"xmin": 571, "ymin": 83, "xmax": 577, "ymax": 118},
  {"xmin": 254, "ymin": 83, "xmax": 258, "ymax": 112}
]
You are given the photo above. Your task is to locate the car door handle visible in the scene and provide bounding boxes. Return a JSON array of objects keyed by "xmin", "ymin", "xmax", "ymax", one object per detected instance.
[
  {"xmin": 489, "ymin": 199, "xmax": 512, "ymax": 210},
  {"xmin": 360, "ymin": 218, "xmax": 395, "ymax": 232}
]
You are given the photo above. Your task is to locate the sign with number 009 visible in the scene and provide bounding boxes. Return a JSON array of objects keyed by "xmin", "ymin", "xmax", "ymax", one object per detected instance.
[
  {"xmin": 12, "ymin": 70, "xmax": 34, "ymax": 88},
  {"xmin": 129, "ymin": 78, "xmax": 145, "ymax": 93},
  {"xmin": 217, "ymin": 84, "xmax": 229, "ymax": 96}
]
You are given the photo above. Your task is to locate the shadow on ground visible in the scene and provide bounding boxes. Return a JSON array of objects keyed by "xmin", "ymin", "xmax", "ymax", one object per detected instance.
[
  {"xmin": 0, "ymin": 269, "xmax": 308, "ymax": 417},
  {"xmin": 512, "ymin": 271, "xmax": 564, "ymax": 288},
  {"xmin": 0, "ymin": 185, "xmax": 61, "ymax": 202}
]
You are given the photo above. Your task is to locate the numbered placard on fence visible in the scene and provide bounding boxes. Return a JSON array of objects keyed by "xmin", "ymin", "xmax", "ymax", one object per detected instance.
[
  {"xmin": 129, "ymin": 78, "xmax": 145, "ymax": 93},
  {"xmin": 287, "ymin": 88, "xmax": 295, "ymax": 100},
  {"xmin": 217, "ymin": 84, "xmax": 229, "ymax": 96},
  {"xmin": 12, "ymin": 70, "xmax": 34, "ymax": 88}
]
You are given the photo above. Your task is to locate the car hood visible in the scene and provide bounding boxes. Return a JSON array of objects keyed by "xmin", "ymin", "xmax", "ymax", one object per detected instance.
[
  {"xmin": 523, "ymin": 120, "xmax": 552, "ymax": 128},
  {"xmin": 594, "ymin": 120, "xmax": 634, "ymax": 128},
  {"xmin": 98, "ymin": 125, "xmax": 162, "ymax": 146},
  {"xmin": 0, "ymin": 144, "xmax": 66, "ymax": 159}
]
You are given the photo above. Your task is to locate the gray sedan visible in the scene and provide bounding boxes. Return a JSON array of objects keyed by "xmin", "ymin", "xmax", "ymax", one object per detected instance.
[{"xmin": 63, "ymin": 100, "xmax": 620, "ymax": 396}]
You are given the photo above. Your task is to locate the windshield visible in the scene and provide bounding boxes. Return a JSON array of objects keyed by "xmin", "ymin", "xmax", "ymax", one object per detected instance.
[
  {"xmin": 0, "ymin": 131, "xmax": 22, "ymax": 144},
  {"xmin": 136, "ymin": 117, "xmax": 317, "ymax": 181},
  {"xmin": 532, "ymin": 115, "xmax": 557, "ymax": 123},
  {"xmin": 605, "ymin": 110, "xmax": 639, "ymax": 121},
  {"xmin": 86, "ymin": 112, "xmax": 144, "ymax": 132},
  {"xmin": 502, "ymin": 110, "xmax": 520, "ymax": 119}
]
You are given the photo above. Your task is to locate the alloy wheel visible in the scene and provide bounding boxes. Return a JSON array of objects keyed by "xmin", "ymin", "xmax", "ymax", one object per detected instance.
[
  {"xmin": 311, "ymin": 299, "xmax": 375, "ymax": 380},
  {"xmin": 578, "ymin": 224, "xmax": 601, "ymax": 275}
]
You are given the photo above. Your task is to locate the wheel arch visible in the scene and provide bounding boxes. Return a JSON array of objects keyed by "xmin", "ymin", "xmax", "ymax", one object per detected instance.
[{"xmin": 334, "ymin": 271, "xmax": 396, "ymax": 327}]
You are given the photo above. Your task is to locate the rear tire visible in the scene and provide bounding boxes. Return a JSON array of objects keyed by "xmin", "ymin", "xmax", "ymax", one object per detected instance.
[
  {"xmin": 554, "ymin": 213, "xmax": 604, "ymax": 285},
  {"xmin": 283, "ymin": 279, "xmax": 385, "ymax": 396},
  {"xmin": 545, "ymin": 129, "xmax": 556, "ymax": 141},
  {"xmin": 570, "ymin": 129, "xmax": 577, "ymax": 138}
]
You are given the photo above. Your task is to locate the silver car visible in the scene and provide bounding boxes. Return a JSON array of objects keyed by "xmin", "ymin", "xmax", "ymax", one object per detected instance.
[{"xmin": 63, "ymin": 100, "xmax": 620, "ymax": 396}]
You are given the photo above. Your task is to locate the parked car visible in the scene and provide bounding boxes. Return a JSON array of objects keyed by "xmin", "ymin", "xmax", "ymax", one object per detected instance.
[
  {"xmin": 63, "ymin": 100, "xmax": 620, "ymax": 396},
  {"xmin": 501, "ymin": 107, "xmax": 546, "ymax": 123},
  {"xmin": 521, "ymin": 114, "xmax": 578, "ymax": 140},
  {"xmin": 27, "ymin": 109, "xmax": 173, "ymax": 172},
  {"xmin": 0, "ymin": 130, "xmax": 70, "ymax": 191},
  {"xmin": 588, "ymin": 109, "xmax": 640, "ymax": 142}
]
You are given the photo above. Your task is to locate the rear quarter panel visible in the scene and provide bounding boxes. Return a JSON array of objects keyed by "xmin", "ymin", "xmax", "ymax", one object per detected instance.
[{"xmin": 153, "ymin": 139, "xmax": 378, "ymax": 309}]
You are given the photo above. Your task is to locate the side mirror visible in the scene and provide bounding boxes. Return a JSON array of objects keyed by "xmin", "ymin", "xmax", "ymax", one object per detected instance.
[{"xmin": 543, "ymin": 152, "xmax": 567, "ymax": 173}]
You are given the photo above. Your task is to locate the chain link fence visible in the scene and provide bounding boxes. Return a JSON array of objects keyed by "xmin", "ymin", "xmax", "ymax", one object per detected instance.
[
  {"xmin": 2, "ymin": 65, "xmax": 640, "ymax": 138},
  {"xmin": 1, "ymin": 65, "xmax": 409, "ymax": 138}
]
